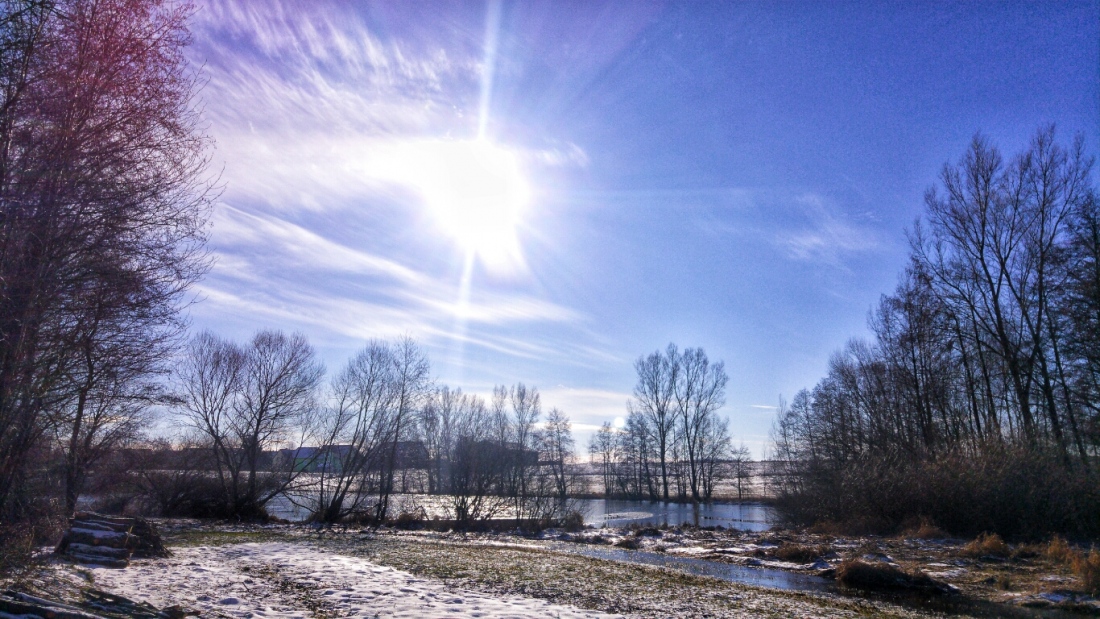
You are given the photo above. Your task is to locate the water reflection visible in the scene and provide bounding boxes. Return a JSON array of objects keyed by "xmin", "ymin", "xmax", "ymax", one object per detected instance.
[
  {"xmin": 580, "ymin": 499, "xmax": 775, "ymax": 531},
  {"xmin": 561, "ymin": 545, "xmax": 832, "ymax": 592},
  {"xmin": 269, "ymin": 494, "xmax": 775, "ymax": 532}
]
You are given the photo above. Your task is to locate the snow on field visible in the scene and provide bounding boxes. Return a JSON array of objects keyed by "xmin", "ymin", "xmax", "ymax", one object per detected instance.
[{"xmin": 88, "ymin": 542, "xmax": 623, "ymax": 619}]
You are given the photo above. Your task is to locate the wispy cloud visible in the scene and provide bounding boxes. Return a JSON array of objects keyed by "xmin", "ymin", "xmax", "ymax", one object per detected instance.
[
  {"xmin": 212, "ymin": 206, "xmax": 425, "ymax": 285},
  {"xmin": 539, "ymin": 387, "xmax": 632, "ymax": 426},
  {"xmin": 182, "ymin": 1, "xmax": 604, "ymax": 372},
  {"xmin": 780, "ymin": 192, "xmax": 880, "ymax": 268}
]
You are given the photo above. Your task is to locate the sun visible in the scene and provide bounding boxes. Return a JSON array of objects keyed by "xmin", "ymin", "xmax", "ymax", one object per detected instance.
[{"xmin": 371, "ymin": 138, "xmax": 530, "ymax": 272}]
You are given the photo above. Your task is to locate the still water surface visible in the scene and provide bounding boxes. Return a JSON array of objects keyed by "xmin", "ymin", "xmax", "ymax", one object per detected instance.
[
  {"xmin": 269, "ymin": 493, "xmax": 776, "ymax": 531},
  {"xmin": 559, "ymin": 545, "xmax": 832, "ymax": 592},
  {"xmin": 580, "ymin": 499, "xmax": 774, "ymax": 530}
]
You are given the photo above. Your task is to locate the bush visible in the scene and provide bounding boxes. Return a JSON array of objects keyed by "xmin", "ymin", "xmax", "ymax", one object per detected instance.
[
  {"xmin": 613, "ymin": 537, "xmax": 640, "ymax": 549},
  {"xmin": 560, "ymin": 510, "xmax": 585, "ymax": 532},
  {"xmin": 391, "ymin": 509, "xmax": 427, "ymax": 529},
  {"xmin": 776, "ymin": 445, "xmax": 1100, "ymax": 539},
  {"xmin": 961, "ymin": 532, "xmax": 1009, "ymax": 558},
  {"xmin": 0, "ymin": 525, "xmax": 37, "ymax": 580}
]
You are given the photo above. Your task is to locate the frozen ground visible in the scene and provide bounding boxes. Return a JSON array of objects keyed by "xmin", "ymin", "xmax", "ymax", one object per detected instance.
[
  {"xmin": 18, "ymin": 523, "xmax": 1088, "ymax": 619},
  {"xmin": 87, "ymin": 542, "xmax": 621, "ymax": 619}
]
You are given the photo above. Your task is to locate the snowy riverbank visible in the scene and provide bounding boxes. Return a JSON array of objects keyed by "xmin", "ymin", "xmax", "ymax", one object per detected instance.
[
  {"xmin": 88, "ymin": 541, "xmax": 620, "ymax": 619},
  {"xmin": 9, "ymin": 522, "xmax": 1097, "ymax": 619}
]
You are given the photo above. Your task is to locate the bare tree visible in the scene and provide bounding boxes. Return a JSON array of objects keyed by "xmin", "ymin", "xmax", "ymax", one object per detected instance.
[
  {"xmin": 444, "ymin": 391, "xmax": 510, "ymax": 526},
  {"xmin": 506, "ymin": 382, "xmax": 540, "ymax": 518},
  {"xmin": 371, "ymin": 336, "xmax": 429, "ymax": 522},
  {"xmin": 729, "ymin": 442, "xmax": 752, "ymax": 502},
  {"xmin": 178, "ymin": 330, "xmax": 322, "ymax": 519},
  {"xmin": 619, "ymin": 409, "xmax": 658, "ymax": 499},
  {"xmin": 0, "ymin": 0, "xmax": 213, "ymax": 523},
  {"xmin": 542, "ymin": 407, "xmax": 575, "ymax": 500},
  {"xmin": 311, "ymin": 341, "xmax": 396, "ymax": 523},
  {"xmin": 674, "ymin": 347, "xmax": 728, "ymax": 501},
  {"xmin": 773, "ymin": 129, "xmax": 1100, "ymax": 537},
  {"xmin": 588, "ymin": 422, "xmax": 617, "ymax": 496},
  {"xmin": 631, "ymin": 344, "xmax": 679, "ymax": 499}
]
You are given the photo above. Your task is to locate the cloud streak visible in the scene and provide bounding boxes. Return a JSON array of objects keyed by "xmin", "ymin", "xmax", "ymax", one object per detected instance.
[
  {"xmin": 180, "ymin": 0, "xmax": 608, "ymax": 376},
  {"xmin": 780, "ymin": 192, "xmax": 881, "ymax": 268}
]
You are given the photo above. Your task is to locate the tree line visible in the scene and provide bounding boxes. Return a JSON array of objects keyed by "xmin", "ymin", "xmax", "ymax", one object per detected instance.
[
  {"xmin": 0, "ymin": 0, "xmax": 212, "ymax": 552},
  {"xmin": 588, "ymin": 344, "xmax": 747, "ymax": 503},
  {"xmin": 73, "ymin": 330, "xmax": 580, "ymax": 527},
  {"xmin": 771, "ymin": 128, "xmax": 1100, "ymax": 538}
]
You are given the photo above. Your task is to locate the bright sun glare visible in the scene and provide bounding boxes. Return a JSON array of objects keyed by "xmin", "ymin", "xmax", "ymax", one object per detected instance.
[{"xmin": 372, "ymin": 139, "xmax": 530, "ymax": 272}]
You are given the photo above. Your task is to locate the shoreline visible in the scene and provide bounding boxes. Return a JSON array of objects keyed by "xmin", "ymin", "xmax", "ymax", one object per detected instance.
[{"xmin": 6, "ymin": 520, "xmax": 1098, "ymax": 619}]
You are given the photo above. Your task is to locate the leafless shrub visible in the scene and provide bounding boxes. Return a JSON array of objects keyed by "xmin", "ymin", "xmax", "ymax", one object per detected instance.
[
  {"xmin": 560, "ymin": 510, "xmax": 585, "ymax": 532},
  {"xmin": 613, "ymin": 537, "xmax": 640, "ymax": 549}
]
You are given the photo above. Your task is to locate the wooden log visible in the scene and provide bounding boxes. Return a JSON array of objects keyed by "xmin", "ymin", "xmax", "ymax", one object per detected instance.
[
  {"xmin": 72, "ymin": 515, "xmax": 134, "ymax": 532},
  {"xmin": 0, "ymin": 592, "xmax": 109, "ymax": 619},
  {"xmin": 64, "ymin": 529, "xmax": 136, "ymax": 549},
  {"xmin": 72, "ymin": 512, "xmax": 136, "ymax": 527},
  {"xmin": 64, "ymin": 543, "xmax": 130, "ymax": 560},
  {"xmin": 82, "ymin": 590, "xmax": 165, "ymax": 619},
  {"xmin": 65, "ymin": 552, "xmax": 130, "ymax": 568},
  {"xmin": 68, "ymin": 520, "xmax": 123, "ymax": 533}
]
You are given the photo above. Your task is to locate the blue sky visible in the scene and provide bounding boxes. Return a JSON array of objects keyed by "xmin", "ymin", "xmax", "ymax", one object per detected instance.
[{"xmin": 185, "ymin": 0, "xmax": 1100, "ymax": 456}]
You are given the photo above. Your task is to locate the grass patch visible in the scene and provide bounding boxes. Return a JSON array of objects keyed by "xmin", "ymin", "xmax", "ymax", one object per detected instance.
[{"xmin": 165, "ymin": 529, "xmax": 286, "ymax": 547}]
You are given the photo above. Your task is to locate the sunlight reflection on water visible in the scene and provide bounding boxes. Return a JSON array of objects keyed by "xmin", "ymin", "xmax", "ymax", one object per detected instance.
[{"xmin": 268, "ymin": 494, "xmax": 775, "ymax": 532}]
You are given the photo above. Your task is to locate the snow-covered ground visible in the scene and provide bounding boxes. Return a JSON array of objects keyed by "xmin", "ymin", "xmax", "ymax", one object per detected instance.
[{"xmin": 88, "ymin": 542, "xmax": 622, "ymax": 619}]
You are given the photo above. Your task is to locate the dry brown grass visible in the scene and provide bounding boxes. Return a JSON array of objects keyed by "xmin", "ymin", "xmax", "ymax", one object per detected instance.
[
  {"xmin": 1071, "ymin": 548, "xmax": 1100, "ymax": 595},
  {"xmin": 0, "ymin": 526, "xmax": 35, "ymax": 579},
  {"xmin": 613, "ymin": 537, "xmax": 640, "ymax": 550},
  {"xmin": 773, "ymin": 543, "xmax": 828, "ymax": 563},
  {"xmin": 835, "ymin": 559, "xmax": 948, "ymax": 594},
  {"xmin": 1045, "ymin": 535, "xmax": 1077, "ymax": 565},
  {"xmin": 961, "ymin": 532, "xmax": 1009, "ymax": 558},
  {"xmin": 902, "ymin": 517, "xmax": 948, "ymax": 540}
]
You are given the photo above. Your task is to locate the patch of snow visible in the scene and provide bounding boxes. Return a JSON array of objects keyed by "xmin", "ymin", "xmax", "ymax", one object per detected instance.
[
  {"xmin": 663, "ymin": 546, "xmax": 713, "ymax": 556},
  {"xmin": 87, "ymin": 542, "xmax": 622, "ymax": 619},
  {"xmin": 924, "ymin": 569, "xmax": 966, "ymax": 579},
  {"xmin": 1039, "ymin": 592, "xmax": 1069, "ymax": 604},
  {"xmin": 69, "ymin": 528, "xmax": 125, "ymax": 540}
]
